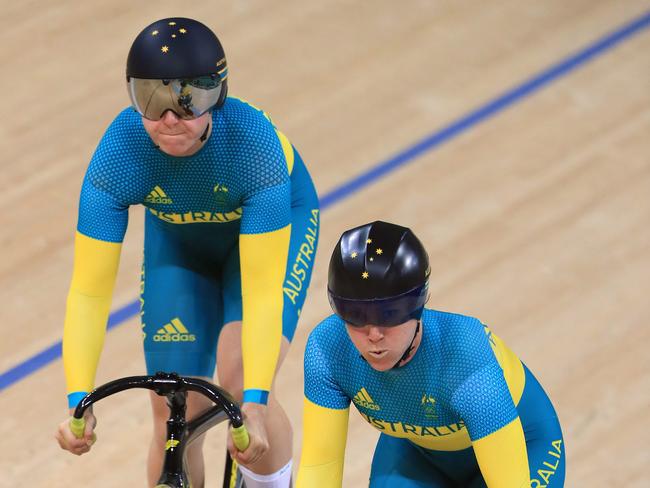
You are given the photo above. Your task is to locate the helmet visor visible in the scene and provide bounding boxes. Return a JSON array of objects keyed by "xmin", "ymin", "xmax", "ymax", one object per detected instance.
[
  {"xmin": 328, "ymin": 283, "xmax": 428, "ymax": 327},
  {"xmin": 127, "ymin": 76, "xmax": 224, "ymax": 120}
]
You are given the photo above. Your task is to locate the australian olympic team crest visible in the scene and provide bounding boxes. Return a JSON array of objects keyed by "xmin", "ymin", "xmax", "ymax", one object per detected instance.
[
  {"xmin": 213, "ymin": 183, "xmax": 229, "ymax": 205},
  {"xmin": 421, "ymin": 394, "xmax": 437, "ymax": 419}
]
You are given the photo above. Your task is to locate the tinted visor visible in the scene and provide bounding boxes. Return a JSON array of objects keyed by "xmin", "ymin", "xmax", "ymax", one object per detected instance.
[
  {"xmin": 328, "ymin": 283, "xmax": 428, "ymax": 327},
  {"xmin": 127, "ymin": 76, "xmax": 224, "ymax": 120}
]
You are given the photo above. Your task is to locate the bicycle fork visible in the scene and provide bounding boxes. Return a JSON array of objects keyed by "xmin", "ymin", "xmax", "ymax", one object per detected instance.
[{"xmin": 156, "ymin": 391, "xmax": 192, "ymax": 488}]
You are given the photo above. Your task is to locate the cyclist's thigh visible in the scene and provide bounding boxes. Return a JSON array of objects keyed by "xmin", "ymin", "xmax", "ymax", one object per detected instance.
[
  {"xmin": 142, "ymin": 217, "xmax": 223, "ymax": 377},
  {"xmin": 369, "ymin": 434, "xmax": 453, "ymax": 488},
  {"xmin": 526, "ymin": 420, "xmax": 566, "ymax": 487},
  {"xmin": 221, "ymin": 195, "xmax": 319, "ymax": 342}
]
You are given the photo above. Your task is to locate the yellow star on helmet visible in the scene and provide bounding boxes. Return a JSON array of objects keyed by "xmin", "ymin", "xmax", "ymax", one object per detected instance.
[
  {"xmin": 351, "ymin": 252, "xmax": 358, "ymax": 259},
  {"xmin": 161, "ymin": 45, "xmax": 169, "ymax": 53},
  {"xmin": 168, "ymin": 21, "xmax": 177, "ymax": 26},
  {"xmin": 152, "ymin": 30, "xmax": 159, "ymax": 36},
  {"xmin": 369, "ymin": 257, "xmax": 374, "ymax": 262},
  {"xmin": 179, "ymin": 28, "xmax": 187, "ymax": 34},
  {"xmin": 362, "ymin": 271, "xmax": 369, "ymax": 279},
  {"xmin": 171, "ymin": 34, "xmax": 177, "ymax": 38},
  {"xmin": 366, "ymin": 239, "xmax": 372, "ymax": 244},
  {"xmin": 376, "ymin": 248, "xmax": 383, "ymax": 255}
]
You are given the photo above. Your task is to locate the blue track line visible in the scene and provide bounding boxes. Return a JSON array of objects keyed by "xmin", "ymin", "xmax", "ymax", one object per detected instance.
[{"xmin": 1, "ymin": 10, "xmax": 649, "ymax": 393}]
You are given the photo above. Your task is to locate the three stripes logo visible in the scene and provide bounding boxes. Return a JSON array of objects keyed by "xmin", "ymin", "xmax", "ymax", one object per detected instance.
[
  {"xmin": 153, "ymin": 318, "xmax": 196, "ymax": 342},
  {"xmin": 352, "ymin": 387, "xmax": 381, "ymax": 411},
  {"xmin": 145, "ymin": 186, "xmax": 173, "ymax": 204}
]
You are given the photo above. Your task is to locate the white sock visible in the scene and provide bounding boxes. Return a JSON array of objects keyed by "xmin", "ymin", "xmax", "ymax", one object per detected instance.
[{"xmin": 238, "ymin": 460, "xmax": 292, "ymax": 488}]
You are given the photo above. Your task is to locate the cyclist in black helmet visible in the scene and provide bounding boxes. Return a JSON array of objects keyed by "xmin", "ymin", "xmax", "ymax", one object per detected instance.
[
  {"xmin": 297, "ymin": 221, "xmax": 565, "ymax": 487},
  {"xmin": 55, "ymin": 17, "xmax": 319, "ymax": 488}
]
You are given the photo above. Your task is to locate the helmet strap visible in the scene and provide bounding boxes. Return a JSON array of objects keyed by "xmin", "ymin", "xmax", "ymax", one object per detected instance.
[
  {"xmin": 199, "ymin": 119, "xmax": 211, "ymax": 143},
  {"xmin": 392, "ymin": 319, "xmax": 421, "ymax": 369}
]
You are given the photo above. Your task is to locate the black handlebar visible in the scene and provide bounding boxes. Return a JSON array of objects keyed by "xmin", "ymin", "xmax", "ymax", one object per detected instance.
[{"xmin": 72, "ymin": 372, "xmax": 244, "ymax": 428}]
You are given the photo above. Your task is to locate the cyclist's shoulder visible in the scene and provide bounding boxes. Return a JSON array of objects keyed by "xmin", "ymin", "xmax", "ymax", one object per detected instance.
[
  {"xmin": 219, "ymin": 96, "xmax": 276, "ymax": 132},
  {"xmin": 91, "ymin": 108, "xmax": 150, "ymax": 162},
  {"xmin": 103, "ymin": 107, "xmax": 147, "ymax": 138},
  {"xmin": 423, "ymin": 308, "xmax": 492, "ymax": 355},
  {"xmin": 306, "ymin": 314, "xmax": 350, "ymax": 353}
]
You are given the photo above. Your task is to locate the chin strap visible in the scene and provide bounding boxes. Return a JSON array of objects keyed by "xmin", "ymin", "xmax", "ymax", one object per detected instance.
[
  {"xmin": 199, "ymin": 119, "xmax": 211, "ymax": 142},
  {"xmin": 392, "ymin": 320, "xmax": 421, "ymax": 369}
]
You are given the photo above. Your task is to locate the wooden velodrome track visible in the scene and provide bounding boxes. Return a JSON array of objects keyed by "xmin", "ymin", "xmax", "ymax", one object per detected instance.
[{"xmin": 1, "ymin": 1, "xmax": 648, "ymax": 486}]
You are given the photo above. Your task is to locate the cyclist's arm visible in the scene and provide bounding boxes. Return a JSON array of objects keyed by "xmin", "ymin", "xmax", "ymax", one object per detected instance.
[
  {"xmin": 296, "ymin": 398, "xmax": 349, "ymax": 488},
  {"xmin": 472, "ymin": 417, "xmax": 530, "ymax": 487},
  {"xmin": 237, "ymin": 107, "xmax": 294, "ymax": 405},
  {"xmin": 63, "ymin": 231, "xmax": 121, "ymax": 408},
  {"xmin": 63, "ymin": 131, "xmax": 130, "ymax": 408},
  {"xmin": 239, "ymin": 222, "xmax": 290, "ymax": 404}
]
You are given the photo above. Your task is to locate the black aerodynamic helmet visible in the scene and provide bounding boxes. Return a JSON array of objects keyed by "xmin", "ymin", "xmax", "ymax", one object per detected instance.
[
  {"xmin": 328, "ymin": 221, "xmax": 430, "ymax": 327},
  {"xmin": 126, "ymin": 17, "xmax": 228, "ymax": 120}
]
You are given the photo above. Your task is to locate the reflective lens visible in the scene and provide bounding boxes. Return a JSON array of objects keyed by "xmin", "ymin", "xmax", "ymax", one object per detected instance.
[
  {"xmin": 328, "ymin": 283, "xmax": 428, "ymax": 327},
  {"xmin": 128, "ymin": 76, "xmax": 224, "ymax": 120}
]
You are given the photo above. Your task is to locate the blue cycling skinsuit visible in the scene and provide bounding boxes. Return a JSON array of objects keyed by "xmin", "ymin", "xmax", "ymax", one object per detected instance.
[{"xmin": 297, "ymin": 309, "xmax": 565, "ymax": 487}]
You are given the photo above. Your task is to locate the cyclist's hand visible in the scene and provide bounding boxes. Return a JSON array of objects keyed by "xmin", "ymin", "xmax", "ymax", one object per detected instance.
[
  {"xmin": 55, "ymin": 408, "xmax": 97, "ymax": 456},
  {"xmin": 228, "ymin": 402, "xmax": 269, "ymax": 466}
]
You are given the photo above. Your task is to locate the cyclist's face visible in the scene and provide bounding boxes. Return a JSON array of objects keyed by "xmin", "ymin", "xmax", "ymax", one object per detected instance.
[
  {"xmin": 142, "ymin": 110, "xmax": 211, "ymax": 157},
  {"xmin": 345, "ymin": 319, "xmax": 419, "ymax": 371}
]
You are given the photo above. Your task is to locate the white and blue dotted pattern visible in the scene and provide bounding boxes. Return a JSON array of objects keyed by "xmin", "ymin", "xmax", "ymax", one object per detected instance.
[
  {"xmin": 77, "ymin": 98, "xmax": 290, "ymax": 242},
  {"xmin": 304, "ymin": 309, "xmax": 519, "ymax": 442}
]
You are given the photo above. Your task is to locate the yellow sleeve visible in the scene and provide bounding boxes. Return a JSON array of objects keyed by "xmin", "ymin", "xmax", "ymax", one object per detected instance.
[
  {"xmin": 296, "ymin": 398, "xmax": 350, "ymax": 488},
  {"xmin": 239, "ymin": 224, "xmax": 291, "ymax": 401},
  {"xmin": 472, "ymin": 417, "xmax": 530, "ymax": 487},
  {"xmin": 63, "ymin": 231, "xmax": 121, "ymax": 406}
]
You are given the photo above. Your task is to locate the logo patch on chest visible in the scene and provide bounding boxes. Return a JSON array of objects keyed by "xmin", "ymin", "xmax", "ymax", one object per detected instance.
[
  {"xmin": 145, "ymin": 185, "xmax": 173, "ymax": 204},
  {"xmin": 213, "ymin": 183, "xmax": 229, "ymax": 205},
  {"xmin": 353, "ymin": 387, "xmax": 381, "ymax": 411},
  {"xmin": 421, "ymin": 394, "xmax": 438, "ymax": 419}
]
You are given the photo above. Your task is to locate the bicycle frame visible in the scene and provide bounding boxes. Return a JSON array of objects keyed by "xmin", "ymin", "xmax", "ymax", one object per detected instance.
[{"xmin": 71, "ymin": 372, "xmax": 247, "ymax": 488}]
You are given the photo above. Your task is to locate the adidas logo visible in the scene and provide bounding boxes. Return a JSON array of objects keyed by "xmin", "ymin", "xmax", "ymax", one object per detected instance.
[
  {"xmin": 153, "ymin": 318, "xmax": 196, "ymax": 342},
  {"xmin": 352, "ymin": 387, "xmax": 381, "ymax": 411},
  {"xmin": 145, "ymin": 186, "xmax": 173, "ymax": 204}
]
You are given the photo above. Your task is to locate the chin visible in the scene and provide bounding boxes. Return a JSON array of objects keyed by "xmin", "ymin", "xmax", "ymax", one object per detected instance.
[
  {"xmin": 364, "ymin": 355, "xmax": 393, "ymax": 372},
  {"xmin": 158, "ymin": 143, "xmax": 189, "ymax": 157}
]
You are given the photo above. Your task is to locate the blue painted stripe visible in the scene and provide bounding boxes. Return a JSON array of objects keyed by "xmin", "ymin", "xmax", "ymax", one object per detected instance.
[
  {"xmin": 1, "ymin": 11, "xmax": 648, "ymax": 394},
  {"xmin": 320, "ymin": 10, "xmax": 650, "ymax": 210},
  {"xmin": 0, "ymin": 300, "xmax": 140, "ymax": 392}
]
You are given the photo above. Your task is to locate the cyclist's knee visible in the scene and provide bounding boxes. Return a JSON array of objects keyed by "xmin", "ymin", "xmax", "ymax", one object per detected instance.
[{"xmin": 149, "ymin": 393, "xmax": 171, "ymax": 439}]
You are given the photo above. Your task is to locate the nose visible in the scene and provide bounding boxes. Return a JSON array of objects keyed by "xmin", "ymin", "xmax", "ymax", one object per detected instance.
[
  {"xmin": 160, "ymin": 109, "xmax": 180, "ymax": 125},
  {"xmin": 367, "ymin": 325, "xmax": 384, "ymax": 342}
]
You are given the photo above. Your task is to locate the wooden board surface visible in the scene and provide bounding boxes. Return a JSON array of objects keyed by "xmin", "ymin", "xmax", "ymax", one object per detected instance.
[{"xmin": 1, "ymin": 1, "xmax": 648, "ymax": 486}]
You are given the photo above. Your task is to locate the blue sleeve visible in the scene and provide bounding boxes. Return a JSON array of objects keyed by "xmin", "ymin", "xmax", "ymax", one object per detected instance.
[
  {"xmin": 447, "ymin": 318, "xmax": 518, "ymax": 441},
  {"xmin": 241, "ymin": 182, "xmax": 291, "ymax": 235},
  {"xmin": 303, "ymin": 322, "xmax": 351, "ymax": 410},
  {"xmin": 77, "ymin": 176, "xmax": 129, "ymax": 242},
  {"xmin": 228, "ymin": 100, "xmax": 292, "ymax": 235},
  {"xmin": 451, "ymin": 363, "xmax": 518, "ymax": 441},
  {"xmin": 77, "ymin": 110, "xmax": 148, "ymax": 242}
]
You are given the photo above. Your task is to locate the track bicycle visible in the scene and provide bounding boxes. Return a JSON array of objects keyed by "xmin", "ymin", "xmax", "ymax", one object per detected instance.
[{"xmin": 70, "ymin": 371, "xmax": 249, "ymax": 488}]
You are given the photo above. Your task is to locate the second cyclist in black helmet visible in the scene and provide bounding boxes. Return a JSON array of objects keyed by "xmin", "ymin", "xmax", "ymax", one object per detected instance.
[
  {"xmin": 297, "ymin": 221, "xmax": 565, "ymax": 487},
  {"xmin": 56, "ymin": 17, "xmax": 320, "ymax": 488}
]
